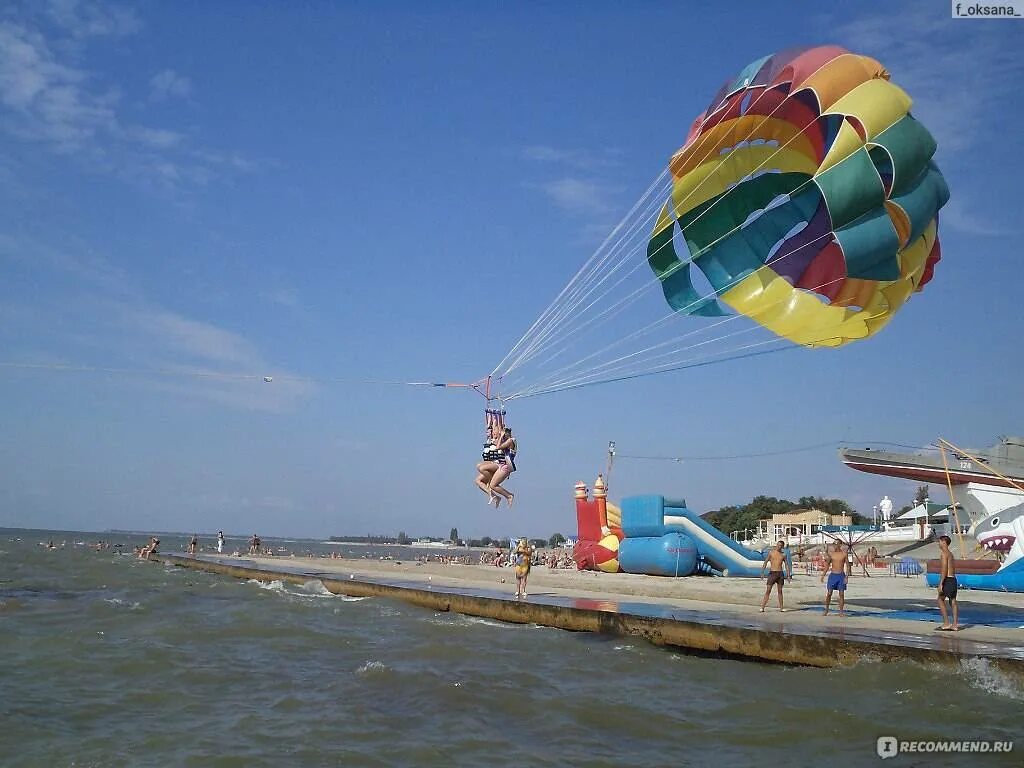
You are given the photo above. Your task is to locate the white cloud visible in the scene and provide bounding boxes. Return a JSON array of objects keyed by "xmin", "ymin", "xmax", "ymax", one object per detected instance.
[
  {"xmin": 130, "ymin": 125, "xmax": 184, "ymax": 148},
  {"xmin": 827, "ymin": 2, "xmax": 1023, "ymax": 237},
  {"xmin": 0, "ymin": 231, "xmax": 136, "ymax": 297},
  {"xmin": 542, "ymin": 177, "xmax": 615, "ymax": 215},
  {"xmin": 0, "ymin": 231, "xmax": 312, "ymax": 413},
  {"xmin": 0, "ymin": 21, "xmax": 117, "ymax": 150},
  {"xmin": 940, "ymin": 199, "xmax": 1015, "ymax": 237},
  {"xmin": 523, "ymin": 144, "xmax": 623, "ymax": 170},
  {"xmin": 124, "ymin": 308, "xmax": 262, "ymax": 368},
  {"xmin": 0, "ymin": 6, "xmax": 255, "ymax": 189},
  {"xmin": 264, "ymin": 287, "xmax": 301, "ymax": 309},
  {"xmin": 831, "ymin": 4, "xmax": 1023, "ymax": 157},
  {"xmin": 149, "ymin": 68, "xmax": 191, "ymax": 101},
  {"xmin": 522, "ymin": 145, "xmax": 629, "ymax": 242},
  {"xmin": 45, "ymin": 0, "xmax": 142, "ymax": 39}
]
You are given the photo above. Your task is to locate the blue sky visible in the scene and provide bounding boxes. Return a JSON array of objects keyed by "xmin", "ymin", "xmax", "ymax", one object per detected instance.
[{"xmin": 1, "ymin": 1, "xmax": 1021, "ymax": 539}]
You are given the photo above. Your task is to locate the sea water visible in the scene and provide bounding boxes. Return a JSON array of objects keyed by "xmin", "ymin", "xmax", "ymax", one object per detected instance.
[{"xmin": 1, "ymin": 529, "xmax": 1020, "ymax": 767}]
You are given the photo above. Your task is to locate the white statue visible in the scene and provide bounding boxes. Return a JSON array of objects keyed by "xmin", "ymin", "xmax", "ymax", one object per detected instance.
[{"xmin": 879, "ymin": 495, "xmax": 894, "ymax": 523}]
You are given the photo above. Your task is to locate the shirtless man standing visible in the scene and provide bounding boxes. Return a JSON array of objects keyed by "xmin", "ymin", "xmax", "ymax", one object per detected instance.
[
  {"xmin": 936, "ymin": 535, "xmax": 960, "ymax": 631},
  {"xmin": 760, "ymin": 540, "xmax": 791, "ymax": 612},
  {"xmin": 820, "ymin": 541, "xmax": 850, "ymax": 616}
]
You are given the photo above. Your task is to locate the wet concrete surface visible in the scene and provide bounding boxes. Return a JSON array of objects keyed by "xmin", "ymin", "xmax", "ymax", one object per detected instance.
[{"xmin": 152, "ymin": 553, "xmax": 1024, "ymax": 670}]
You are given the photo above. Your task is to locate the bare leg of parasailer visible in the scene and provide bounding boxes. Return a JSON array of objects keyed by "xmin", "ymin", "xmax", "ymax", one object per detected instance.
[
  {"xmin": 488, "ymin": 465, "xmax": 513, "ymax": 507},
  {"xmin": 476, "ymin": 461, "xmax": 499, "ymax": 502}
]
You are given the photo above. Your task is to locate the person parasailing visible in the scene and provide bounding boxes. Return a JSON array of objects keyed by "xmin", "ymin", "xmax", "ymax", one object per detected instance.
[
  {"xmin": 488, "ymin": 425, "xmax": 517, "ymax": 507},
  {"xmin": 475, "ymin": 419, "xmax": 504, "ymax": 504}
]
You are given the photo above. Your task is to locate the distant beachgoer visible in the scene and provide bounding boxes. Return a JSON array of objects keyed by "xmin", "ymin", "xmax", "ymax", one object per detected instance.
[
  {"xmin": 488, "ymin": 426, "xmax": 518, "ymax": 508},
  {"xmin": 514, "ymin": 538, "xmax": 533, "ymax": 599},
  {"xmin": 138, "ymin": 536, "xmax": 160, "ymax": 559},
  {"xmin": 188, "ymin": 534, "xmax": 198, "ymax": 555},
  {"xmin": 217, "ymin": 531, "xmax": 225, "ymax": 554},
  {"xmin": 936, "ymin": 535, "xmax": 960, "ymax": 631},
  {"xmin": 820, "ymin": 541, "xmax": 849, "ymax": 616},
  {"xmin": 760, "ymin": 541, "xmax": 790, "ymax": 612}
]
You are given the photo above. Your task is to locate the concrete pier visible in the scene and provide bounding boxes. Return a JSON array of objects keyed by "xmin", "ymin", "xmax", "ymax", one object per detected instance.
[{"xmin": 152, "ymin": 553, "xmax": 1024, "ymax": 671}]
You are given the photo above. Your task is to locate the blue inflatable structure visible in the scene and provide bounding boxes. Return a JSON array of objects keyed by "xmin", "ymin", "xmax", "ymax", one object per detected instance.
[{"xmin": 618, "ymin": 495, "xmax": 764, "ymax": 577}]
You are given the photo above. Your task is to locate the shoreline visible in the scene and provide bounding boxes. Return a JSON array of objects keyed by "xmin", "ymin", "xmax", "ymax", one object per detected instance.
[{"xmin": 152, "ymin": 552, "xmax": 1024, "ymax": 671}]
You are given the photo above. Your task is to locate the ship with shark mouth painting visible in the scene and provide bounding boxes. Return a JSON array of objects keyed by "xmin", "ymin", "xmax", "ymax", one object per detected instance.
[
  {"xmin": 840, "ymin": 436, "xmax": 1024, "ymax": 524},
  {"xmin": 840, "ymin": 436, "xmax": 1024, "ymax": 592}
]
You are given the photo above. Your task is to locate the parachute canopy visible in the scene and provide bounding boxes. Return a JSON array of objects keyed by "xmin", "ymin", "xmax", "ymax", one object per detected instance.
[
  {"xmin": 489, "ymin": 45, "xmax": 950, "ymax": 401},
  {"xmin": 648, "ymin": 45, "xmax": 948, "ymax": 348}
]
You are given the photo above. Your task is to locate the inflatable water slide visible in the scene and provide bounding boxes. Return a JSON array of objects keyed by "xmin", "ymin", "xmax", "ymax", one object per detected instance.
[{"xmin": 573, "ymin": 477, "xmax": 764, "ymax": 577}]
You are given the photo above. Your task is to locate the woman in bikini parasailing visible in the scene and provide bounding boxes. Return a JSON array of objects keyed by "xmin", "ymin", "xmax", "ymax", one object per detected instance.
[{"xmin": 488, "ymin": 426, "xmax": 517, "ymax": 508}]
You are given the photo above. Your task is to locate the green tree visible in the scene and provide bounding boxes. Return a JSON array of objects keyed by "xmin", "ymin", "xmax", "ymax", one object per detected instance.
[
  {"xmin": 798, "ymin": 496, "xmax": 854, "ymax": 517},
  {"xmin": 914, "ymin": 485, "xmax": 930, "ymax": 504},
  {"xmin": 397, "ymin": 531, "xmax": 411, "ymax": 545},
  {"xmin": 449, "ymin": 527, "xmax": 459, "ymax": 544},
  {"xmin": 548, "ymin": 532, "xmax": 566, "ymax": 548},
  {"xmin": 706, "ymin": 494, "xmax": 863, "ymax": 535}
]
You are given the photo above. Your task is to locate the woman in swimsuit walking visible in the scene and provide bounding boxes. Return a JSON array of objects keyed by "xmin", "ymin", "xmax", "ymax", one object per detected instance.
[{"xmin": 514, "ymin": 538, "xmax": 532, "ymax": 598}]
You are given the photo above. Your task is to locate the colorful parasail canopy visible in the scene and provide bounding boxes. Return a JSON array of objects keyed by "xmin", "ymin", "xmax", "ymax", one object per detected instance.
[{"xmin": 647, "ymin": 45, "xmax": 949, "ymax": 347}]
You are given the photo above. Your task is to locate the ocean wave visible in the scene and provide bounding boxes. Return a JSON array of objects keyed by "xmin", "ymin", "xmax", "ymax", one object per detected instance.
[
  {"xmin": 355, "ymin": 660, "xmax": 391, "ymax": 676},
  {"xmin": 456, "ymin": 616, "xmax": 517, "ymax": 630},
  {"xmin": 959, "ymin": 657, "xmax": 1024, "ymax": 701},
  {"xmin": 298, "ymin": 580, "xmax": 337, "ymax": 598},
  {"xmin": 103, "ymin": 597, "xmax": 142, "ymax": 610},
  {"xmin": 249, "ymin": 579, "xmax": 287, "ymax": 592},
  {"xmin": 246, "ymin": 578, "xmax": 366, "ymax": 604}
]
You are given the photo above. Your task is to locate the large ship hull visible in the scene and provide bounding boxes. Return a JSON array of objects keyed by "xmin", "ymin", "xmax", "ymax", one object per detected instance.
[{"xmin": 840, "ymin": 437, "xmax": 1024, "ymax": 523}]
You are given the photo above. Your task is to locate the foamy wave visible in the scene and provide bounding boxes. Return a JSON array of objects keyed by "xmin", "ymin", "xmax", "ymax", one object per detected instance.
[
  {"xmin": 248, "ymin": 578, "xmax": 366, "ymax": 604},
  {"xmin": 457, "ymin": 616, "xmax": 514, "ymax": 630},
  {"xmin": 298, "ymin": 580, "xmax": 336, "ymax": 598},
  {"xmin": 355, "ymin": 660, "xmax": 391, "ymax": 676},
  {"xmin": 249, "ymin": 579, "xmax": 287, "ymax": 592},
  {"xmin": 959, "ymin": 657, "xmax": 1024, "ymax": 701},
  {"xmin": 613, "ymin": 644, "xmax": 635, "ymax": 652},
  {"xmin": 104, "ymin": 597, "xmax": 142, "ymax": 610}
]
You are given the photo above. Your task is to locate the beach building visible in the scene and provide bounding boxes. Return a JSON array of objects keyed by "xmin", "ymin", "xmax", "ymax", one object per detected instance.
[
  {"xmin": 751, "ymin": 509, "xmax": 853, "ymax": 544},
  {"xmin": 888, "ymin": 501, "xmax": 969, "ymax": 538}
]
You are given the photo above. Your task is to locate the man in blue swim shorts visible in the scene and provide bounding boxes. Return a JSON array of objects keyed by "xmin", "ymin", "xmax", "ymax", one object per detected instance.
[{"xmin": 820, "ymin": 541, "xmax": 850, "ymax": 616}]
